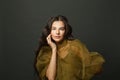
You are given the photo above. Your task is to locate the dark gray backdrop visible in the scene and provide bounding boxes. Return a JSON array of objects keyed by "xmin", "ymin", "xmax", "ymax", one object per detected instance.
[{"xmin": 1, "ymin": 0, "xmax": 120, "ymax": 80}]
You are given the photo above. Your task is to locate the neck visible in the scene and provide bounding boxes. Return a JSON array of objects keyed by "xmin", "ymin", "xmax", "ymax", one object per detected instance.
[{"xmin": 56, "ymin": 39, "xmax": 67, "ymax": 49}]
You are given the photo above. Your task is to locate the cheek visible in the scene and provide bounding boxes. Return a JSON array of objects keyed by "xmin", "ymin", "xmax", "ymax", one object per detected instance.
[
  {"xmin": 50, "ymin": 30, "xmax": 54, "ymax": 35},
  {"xmin": 61, "ymin": 31, "xmax": 65, "ymax": 36},
  {"xmin": 50, "ymin": 31, "xmax": 56, "ymax": 39}
]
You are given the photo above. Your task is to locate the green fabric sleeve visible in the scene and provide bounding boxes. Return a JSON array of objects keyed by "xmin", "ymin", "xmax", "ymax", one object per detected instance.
[
  {"xmin": 73, "ymin": 39, "xmax": 105, "ymax": 80},
  {"xmin": 84, "ymin": 52, "xmax": 105, "ymax": 80},
  {"xmin": 36, "ymin": 47, "xmax": 51, "ymax": 80}
]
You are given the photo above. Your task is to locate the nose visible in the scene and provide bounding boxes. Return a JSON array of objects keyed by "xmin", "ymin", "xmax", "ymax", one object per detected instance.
[{"xmin": 56, "ymin": 30, "xmax": 60, "ymax": 34}]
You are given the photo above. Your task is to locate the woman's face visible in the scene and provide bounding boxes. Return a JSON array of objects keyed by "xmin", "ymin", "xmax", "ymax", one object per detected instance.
[{"xmin": 50, "ymin": 21, "xmax": 65, "ymax": 43}]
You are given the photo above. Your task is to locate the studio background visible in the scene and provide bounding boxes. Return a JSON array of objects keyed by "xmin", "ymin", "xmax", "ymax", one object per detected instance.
[{"xmin": 1, "ymin": 0, "xmax": 120, "ymax": 80}]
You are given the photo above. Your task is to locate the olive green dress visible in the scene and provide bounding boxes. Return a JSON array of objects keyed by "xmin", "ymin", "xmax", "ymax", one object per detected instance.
[{"xmin": 36, "ymin": 39, "xmax": 105, "ymax": 80}]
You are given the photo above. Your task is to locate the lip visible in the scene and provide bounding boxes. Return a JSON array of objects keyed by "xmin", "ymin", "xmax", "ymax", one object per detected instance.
[{"xmin": 54, "ymin": 36, "xmax": 61, "ymax": 39}]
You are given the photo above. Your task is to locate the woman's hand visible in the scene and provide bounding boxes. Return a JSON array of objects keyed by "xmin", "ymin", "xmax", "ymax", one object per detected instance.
[{"xmin": 47, "ymin": 34, "xmax": 57, "ymax": 50}]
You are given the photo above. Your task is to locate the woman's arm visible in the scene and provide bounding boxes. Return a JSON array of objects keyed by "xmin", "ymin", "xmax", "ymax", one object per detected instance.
[
  {"xmin": 46, "ymin": 48, "xmax": 57, "ymax": 80},
  {"xmin": 46, "ymin": 34, "xmax": 57, "ymax": 80}
]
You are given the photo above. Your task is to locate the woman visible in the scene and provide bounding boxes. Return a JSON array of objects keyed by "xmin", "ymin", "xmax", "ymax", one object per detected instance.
[{"xmin": 34, "ymin": 15, "xmax": 105, "ymax": 80}]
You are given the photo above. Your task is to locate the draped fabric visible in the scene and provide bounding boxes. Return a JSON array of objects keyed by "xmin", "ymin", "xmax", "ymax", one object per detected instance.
[{"xmin": 36, "ymin": 39, "xmax": 105, "ymax": 80}]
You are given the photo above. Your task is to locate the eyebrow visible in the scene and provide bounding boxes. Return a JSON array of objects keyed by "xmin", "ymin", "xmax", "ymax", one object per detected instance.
[{"xmin": 52, "ymin": 26, "xmax": 65, "ymax": 28}]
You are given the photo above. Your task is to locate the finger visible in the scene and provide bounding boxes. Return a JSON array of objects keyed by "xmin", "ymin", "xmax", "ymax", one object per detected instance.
[
  {"xmin": 47, "ymin": 34, "xmax": 51, "ymax": 44},
  {"xmin": 47, "ymin": 34, "xmax": 50, "ymax": 40},
  {"xmin": 48, "ymin": 34, "xmax": 51, "ymax": 38}
]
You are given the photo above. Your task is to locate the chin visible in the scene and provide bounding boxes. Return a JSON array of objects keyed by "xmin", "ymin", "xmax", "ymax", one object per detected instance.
[
  {"xmin": 54, "ymin": 40, "xmax": 61, "ymax": 43},
  {"xmin": 53, "ymin": 38, "xmax": 63, "ymax": 43}
]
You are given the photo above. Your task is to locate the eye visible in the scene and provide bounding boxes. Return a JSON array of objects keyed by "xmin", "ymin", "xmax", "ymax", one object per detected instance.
[
  {"xmin": 60, "ymin": 27, "xmax": 65, "ymax": 30},
  {"xmin": 51, "ymin": 27, "xmax": 56, "ymax": 30}
]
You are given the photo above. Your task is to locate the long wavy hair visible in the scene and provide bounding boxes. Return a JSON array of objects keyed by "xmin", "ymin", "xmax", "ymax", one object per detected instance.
[{"xmin": 34, "ymin": 15, "xmax": 74, "ymax": 78}]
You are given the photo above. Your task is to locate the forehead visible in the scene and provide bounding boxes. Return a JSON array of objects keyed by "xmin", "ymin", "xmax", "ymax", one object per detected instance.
[{"xmin": 52, "ymin": 21, "xmax": 65, "ymax": 27}]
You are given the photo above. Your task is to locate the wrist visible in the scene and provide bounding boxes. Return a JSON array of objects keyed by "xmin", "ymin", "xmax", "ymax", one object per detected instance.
[{"xmin": 52, "ymin": 48, "xmax": 57, "ymax": 52}]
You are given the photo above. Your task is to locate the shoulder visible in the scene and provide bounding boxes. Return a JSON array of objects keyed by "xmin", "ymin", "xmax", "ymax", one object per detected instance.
[
  {"xmin": 66, "ymin": 39, "xmax": 84, "ymax": 52},
  {"xmin": 67, "ymin": 39, "xmax": 88, "ymax": 53},
  {"xmin": 38, "ymin": 46, "xmax": 51, "ymax": 57},
  {"xmin": 67, "ymin": 39, "xmax": 84, "ymax": 47},
  {"xmin": 41, "ymin": 46, "xmax": 51, "ymax": 52}
]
